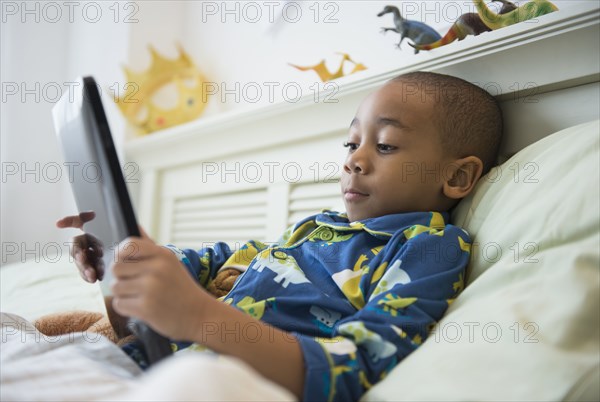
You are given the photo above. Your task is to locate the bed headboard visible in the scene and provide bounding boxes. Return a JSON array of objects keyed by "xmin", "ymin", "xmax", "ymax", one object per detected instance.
[{"xmin": 125, "ymin": 6, "xmax": 599, "ymax": 249}]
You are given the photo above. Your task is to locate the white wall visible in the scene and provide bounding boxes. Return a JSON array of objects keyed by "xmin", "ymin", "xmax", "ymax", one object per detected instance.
[
  {"xmin": 1, "ymin": 10, "xmax": 72, "ymax": 266},
  {"xmin": 0, "ymin": 0, "xmax": 590, "ymax": 265},
  {"xmin": 1, "ymin": 1, "xmax": 130, "ymax": 265}
]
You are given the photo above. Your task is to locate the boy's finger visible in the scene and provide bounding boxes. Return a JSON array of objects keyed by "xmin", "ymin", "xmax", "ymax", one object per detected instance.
[
  {"xmin": 56, "ymin": 215, "xmax": 83, "ymax": 229},
  {"xmin": 112, "ymin": 257, "xmax": 165, "ymax": 281},
  {"xmin": 83, "ymin": 267, "xmax": 97, "ymax": 283},
  {"xmin": 111, "ymin": 276, "xmax": 146, "ymax": 298},
  {"xmin": 111, "ymin": 260, "xmax": 151, "ymax": 284},
  {"xmin": 79, "ymin": 211, "xmax": 96, "ymax": 222},
  {"xmin": 115, "ymin": 237, "xmax": 158, "ymax": 262},
  {"xmin": 56, "ymin": 211, "xmax": 95, "ymax": 229},
  {"xmin": 138, "ymin": 226, "xmax": 152, "ymax": 240},
  {"xmin": 111, "ymin": 295, "xmax": 142, "ymax": 319},
  {"xmin": 74, "ymin": 250, "xmax": 97, "ymax": 282}
]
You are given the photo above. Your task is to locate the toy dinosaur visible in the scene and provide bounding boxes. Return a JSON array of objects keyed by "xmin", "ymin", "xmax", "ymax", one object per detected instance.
[
  {"xmin": 409, "ymin": 13, "xmax": 491, "ymax": 51},
  {"xmin": 474, "ymin": 0, "xmax": 558, "ymax": 30},
  {"xmin": 289, "ymin": 53, "xmax": 367, "ymax": 82},
  {"xmin": 493, "ymin": 0, "xmax": 521, "ymax": 14},
  {"xmin": 410, "ymin": 0, "xmax": 518, "ymax": 51},
  {"xmin": 377, "ymin": 5, "xmax": 441, "ymax": 54}
]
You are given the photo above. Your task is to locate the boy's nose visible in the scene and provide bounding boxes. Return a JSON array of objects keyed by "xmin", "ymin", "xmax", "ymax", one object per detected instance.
[
  {"xmin": 344, "ymin": 150, "xmax": 368, "ymax": 174},
  {"xmin": 343, "ymin": 162, "xmax": 362, "ymax": 174}
]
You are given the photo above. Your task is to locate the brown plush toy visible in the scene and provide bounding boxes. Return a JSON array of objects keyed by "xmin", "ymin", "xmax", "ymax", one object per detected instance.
[
  {"xmin": 34, "ymin": 310, "xmax": 118, "ymax": 343},
  {"xmin": 206, "ymin": 268, "xmax": 244, "ymax": 298},
  {"xmin": 34, "ymin": 268, "xmax": 243, "ymax": 344}
]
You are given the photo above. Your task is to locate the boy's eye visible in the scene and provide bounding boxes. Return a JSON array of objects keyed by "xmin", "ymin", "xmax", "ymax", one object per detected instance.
[
  {"xmin": 377, "ymin": 143, "xmax": 396, "ymax": 153},
  {"xmin": 343, "ymin": 142, "xmax": 358, "ymax": 152}
]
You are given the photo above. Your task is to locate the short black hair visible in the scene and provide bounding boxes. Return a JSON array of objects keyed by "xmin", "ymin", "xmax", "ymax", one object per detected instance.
[{"xmin": 391, "ymin": 71, "xmax": 503, "ymax": 174}]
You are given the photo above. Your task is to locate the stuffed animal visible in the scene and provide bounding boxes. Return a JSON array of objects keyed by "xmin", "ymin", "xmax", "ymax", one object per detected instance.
[
  {"xmin": 34, "ymin": 268, "xmax": 244, "ymax": 344},
  {"xmin": 34, "ymin": 310, "xmax": 119, "ymax": 343},
  {"xmin": 206, "ymin": 268, "xmax": 244, "ymax": 298}
]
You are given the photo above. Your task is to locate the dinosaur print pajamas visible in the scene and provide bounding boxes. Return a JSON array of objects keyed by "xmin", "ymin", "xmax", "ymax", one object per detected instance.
[{"xmin": 128, "ymin": 210, "xmax": 470, "ymax": 401}]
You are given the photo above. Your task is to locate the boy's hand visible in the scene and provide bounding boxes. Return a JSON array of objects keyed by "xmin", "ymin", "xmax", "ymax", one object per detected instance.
[
  {"xmin": 56, "ymin": 212, "xmax": 104, "ymax": 283},
  {"xmin": 111, "ymin": 230, "xmax": 211, "ymax": 341}
]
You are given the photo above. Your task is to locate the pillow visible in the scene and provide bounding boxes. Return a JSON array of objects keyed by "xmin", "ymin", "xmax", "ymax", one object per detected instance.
[{"xmin": 363, "ymin": 120, "xmax": 599, "ymax": 401}]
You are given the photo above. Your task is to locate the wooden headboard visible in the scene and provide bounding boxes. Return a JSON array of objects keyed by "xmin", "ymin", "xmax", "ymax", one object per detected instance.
[{"xmin": 125, "ymin": 6, "xmax": 599, "ymax": 249}]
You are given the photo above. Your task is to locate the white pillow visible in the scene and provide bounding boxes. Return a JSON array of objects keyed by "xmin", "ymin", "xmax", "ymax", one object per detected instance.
[{"xmin": 363, "ymin": 120, "xmax": 599, "ymax": 401}]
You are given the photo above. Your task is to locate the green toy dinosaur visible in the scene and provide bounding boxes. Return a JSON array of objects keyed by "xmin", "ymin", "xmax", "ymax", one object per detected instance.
[
  {"xmin": 377, "ymin": 5, "xmax": 441, "ymax": 54},
  {"xmin": 493, "ymin": 0, "xmax": 522, "ymax": 14},
  {"xmin": 410, "ymin": 13, "xmax": 492, "ymax": 51},
  {"xmin": 411, "ymin": 0, "xmax": 517, "ymax": 51},
  {"xmin": 474, "ymin": 0, "xmax": 558, "ymax": 30}
]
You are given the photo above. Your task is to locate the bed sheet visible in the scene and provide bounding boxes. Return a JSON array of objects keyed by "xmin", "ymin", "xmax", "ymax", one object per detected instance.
[
  {"xmin": 0, "ymin": 254, "xmax": 106, "ymax": 321},
  {"xmin": 0, "ymin": 313, "xmax": 295, "ymax": 401},
  {"xmin": 1, "ymin": 312, "xmax": 139, "ymax": 401}
]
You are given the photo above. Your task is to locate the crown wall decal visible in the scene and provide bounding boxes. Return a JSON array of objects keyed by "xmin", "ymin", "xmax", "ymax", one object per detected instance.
[{"xmin": 115, "ymin": 45, "xmax": 209, "ymax": 134}]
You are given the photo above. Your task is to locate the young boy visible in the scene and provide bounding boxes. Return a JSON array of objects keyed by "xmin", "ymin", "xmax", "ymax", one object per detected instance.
[{"xmin": 57, "ymin": 71, "xmax": 503, "ymax": 402}]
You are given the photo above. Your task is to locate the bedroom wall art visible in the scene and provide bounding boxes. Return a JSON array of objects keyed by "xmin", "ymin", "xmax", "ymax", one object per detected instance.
[{"xmin": 115, "ymin": 45, "xmax": 210, "ymax": 134}]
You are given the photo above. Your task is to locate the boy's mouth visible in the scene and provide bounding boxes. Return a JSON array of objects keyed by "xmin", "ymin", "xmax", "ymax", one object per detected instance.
[{"xmin": 344, "ymin": 188, "xmax": 369, "ymax": 202}]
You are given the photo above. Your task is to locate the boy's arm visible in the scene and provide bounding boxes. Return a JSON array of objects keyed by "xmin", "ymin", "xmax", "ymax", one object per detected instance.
[
  {"xmin": 188, "ymin": 295, "xmax": 305, "ymax": 398},
  {"xmin": 111, "ymin": 235, "xmax": 304, "ymax": 399}
]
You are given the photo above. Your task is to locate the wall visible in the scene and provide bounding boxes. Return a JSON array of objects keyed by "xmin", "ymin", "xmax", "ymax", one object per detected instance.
[
  {"xmin": 180, "ymin": 0, "xmax": 483, "ymax": 114},
  {"xmin": 178, "ymin": 0, "xmax": 585, "ymax": 113},
  {"xmin": 1, "ymin": 11, "xmax": 72, "ymax": 266},
  {"xmin": 0, "ymin": 0, "xmax": 590, "ymax": 265},
  {"xmin": 1, "ymin": 1, "xmax": 131, "ymax": 265}
]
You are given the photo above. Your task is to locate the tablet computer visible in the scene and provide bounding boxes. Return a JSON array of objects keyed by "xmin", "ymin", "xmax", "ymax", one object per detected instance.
[
  {"xmin": 52, "ymin": 76, "xmax": 172, "ymax": 364},
  {"xmin": 52, "ymin": 77, "xmax": 137, "ymax": 282}
]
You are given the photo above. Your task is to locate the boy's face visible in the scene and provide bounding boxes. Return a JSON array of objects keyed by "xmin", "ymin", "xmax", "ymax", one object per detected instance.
[{"xmin": 341, "ymin": 80, "xmax": 454, "ymax": 222}]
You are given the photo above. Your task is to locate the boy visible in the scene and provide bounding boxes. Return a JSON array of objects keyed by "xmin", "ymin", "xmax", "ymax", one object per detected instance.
[{"xmin": 57, "ymin": 71, "xmax": 503, "ymax": 401}]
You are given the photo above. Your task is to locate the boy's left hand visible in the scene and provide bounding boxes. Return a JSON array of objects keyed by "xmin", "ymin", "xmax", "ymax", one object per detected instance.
[{"xmin": 110, "ymin": 229, "xmax": 211, "ymax": 341}]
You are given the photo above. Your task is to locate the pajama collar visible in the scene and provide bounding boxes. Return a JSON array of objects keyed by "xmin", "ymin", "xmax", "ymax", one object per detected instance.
[{"xmin": 313, "ymin": 210, "xmax": 449, "ymax": 239}]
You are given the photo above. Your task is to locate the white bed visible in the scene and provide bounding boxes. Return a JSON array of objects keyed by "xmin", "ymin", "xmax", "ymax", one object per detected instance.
[{"xmin": 1, "ymin": 5, "xmax": 599, "ymax": 401}]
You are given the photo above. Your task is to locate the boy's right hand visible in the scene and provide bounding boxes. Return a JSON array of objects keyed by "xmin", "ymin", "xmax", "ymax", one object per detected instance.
[{"xmin": 56, "ymin": 211, "xmax": 104, "ymax": 283}]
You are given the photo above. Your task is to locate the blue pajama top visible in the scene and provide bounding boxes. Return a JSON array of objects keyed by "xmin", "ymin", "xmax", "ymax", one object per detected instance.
[{"xmin": 149, "ymin": 210, "xmax": 469, "ymax": 401}]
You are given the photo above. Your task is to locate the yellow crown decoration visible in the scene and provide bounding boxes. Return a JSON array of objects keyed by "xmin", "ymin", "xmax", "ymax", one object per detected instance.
[{"xmin": 115, "ymin": 45, "xmax": 209, "ymax": 134}]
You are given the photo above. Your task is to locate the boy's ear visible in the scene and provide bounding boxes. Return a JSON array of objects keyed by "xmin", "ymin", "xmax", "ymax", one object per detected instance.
[{"xmin": 443, "ymin": 156, "xmax": 484, "ymax": 200}]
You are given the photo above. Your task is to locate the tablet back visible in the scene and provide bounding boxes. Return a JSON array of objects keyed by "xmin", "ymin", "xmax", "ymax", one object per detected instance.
[
  {"xmin": 52, "ymin": 77, "xmax": 138, "ymax": 288},
  {"xmin": 53, "ymin": 76, "xmax": 172, "ymax": 364}
]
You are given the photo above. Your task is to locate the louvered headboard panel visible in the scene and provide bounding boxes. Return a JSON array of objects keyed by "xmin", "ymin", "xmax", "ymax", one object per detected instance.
[
  {"xmin": 162, "ymin": 178, "xmax": 345, "ymax": 250},
  {"xmin": 169, "ymin": 187, "xmax": 269, "ymax": 249},
  {"xmin": 287, "ymin": 181, "xmax": 343, "ymax": 227}
]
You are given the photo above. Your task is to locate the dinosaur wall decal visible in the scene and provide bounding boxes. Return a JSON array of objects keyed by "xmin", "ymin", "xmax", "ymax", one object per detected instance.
[
  {"xmin": 411, "ymin": 0, "xmax": 518, "ymax": 51},
  {"xmin": 474, "ymin": 0, "xmax": 558, "ymax": 30},
  {"xmin": 377, "ymin": 5, "xmax": 441, "ymax": 54}
]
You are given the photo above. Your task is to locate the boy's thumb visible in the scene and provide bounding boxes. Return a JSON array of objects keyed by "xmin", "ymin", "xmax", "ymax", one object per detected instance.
[{"xmin": 138, "ymin": 226, "xmax": 151, "ymax": 240}]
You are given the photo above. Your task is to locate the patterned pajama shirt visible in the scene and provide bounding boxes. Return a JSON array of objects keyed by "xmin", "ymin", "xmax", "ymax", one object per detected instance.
[{"xmin": 125, "ymin": 210, "xmax": 470, "ymax": 402}]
